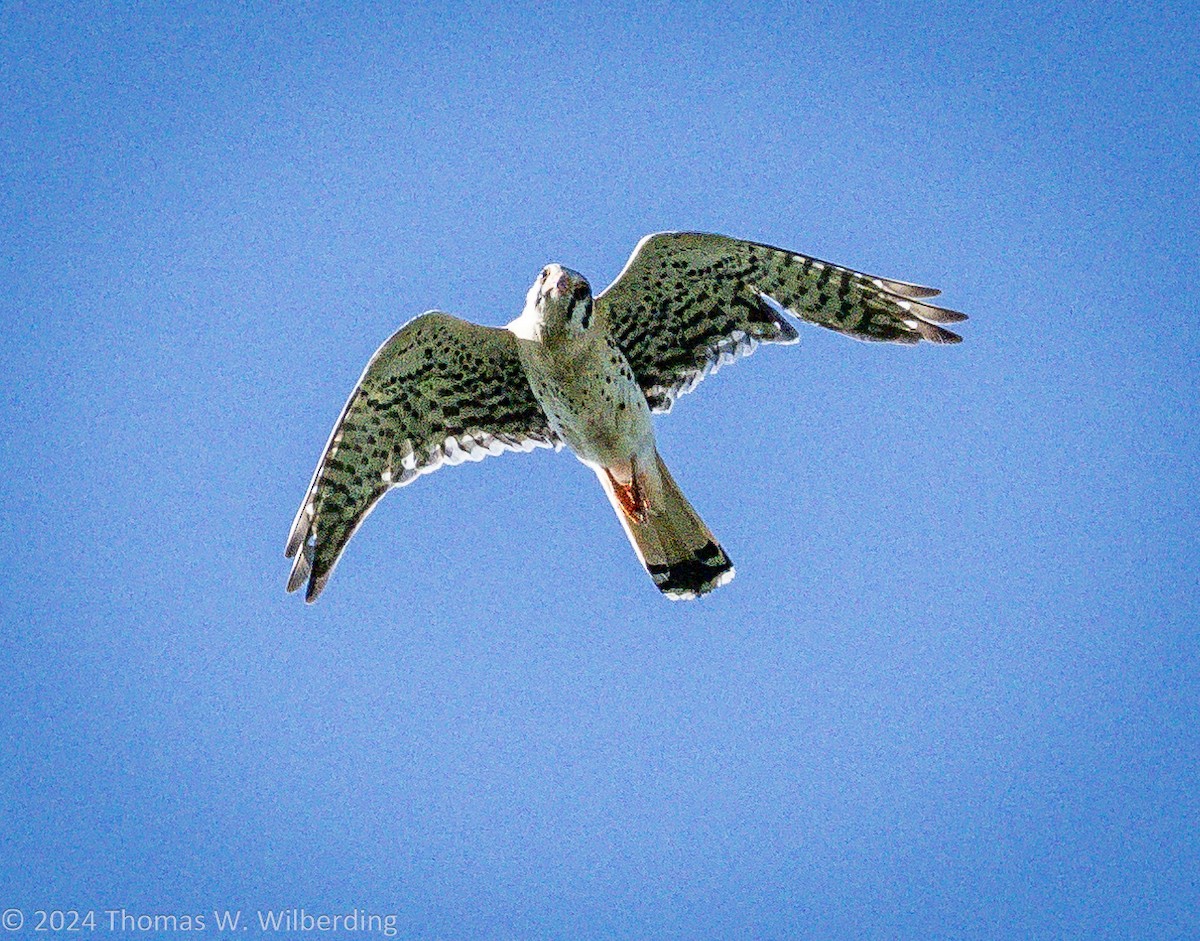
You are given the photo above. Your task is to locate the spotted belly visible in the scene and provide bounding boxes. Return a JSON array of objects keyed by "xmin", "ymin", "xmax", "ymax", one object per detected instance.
[{"xmin": 524, "ymin": 338, "xmax": 653, "ymax": 469}]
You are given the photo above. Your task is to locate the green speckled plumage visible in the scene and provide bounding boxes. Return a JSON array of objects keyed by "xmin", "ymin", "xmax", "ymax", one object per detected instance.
[
  {"xmin": 287, "ymin": 231, "xmax": 967, "ymax": 602},
  {"xmin": 597, "ymin": 232, "xmax": 965, "ymax": 412},
  {"xmin": 286, "ymin": 313, "xmax": 557, "ymax": 601}
]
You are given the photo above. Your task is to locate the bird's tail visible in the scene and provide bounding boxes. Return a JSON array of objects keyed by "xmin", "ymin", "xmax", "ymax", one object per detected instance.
[{"xmin": 598, "ymin": 450, "xmax": 734, "ymax": 600}]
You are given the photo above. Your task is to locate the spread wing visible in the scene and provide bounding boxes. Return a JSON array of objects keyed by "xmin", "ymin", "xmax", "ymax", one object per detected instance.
[
  {"xmin": 285, "ymin": 311, "xmax": 560, "ymax": 602},
  {"xmin": 596, "ymin": 231, "xmax": 968, "ymax": 412}
]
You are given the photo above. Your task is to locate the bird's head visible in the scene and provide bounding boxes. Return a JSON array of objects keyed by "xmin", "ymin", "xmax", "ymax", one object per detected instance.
[{"xmin": 521, "ymin": 264, "xmax": 594, "ymax": 344}]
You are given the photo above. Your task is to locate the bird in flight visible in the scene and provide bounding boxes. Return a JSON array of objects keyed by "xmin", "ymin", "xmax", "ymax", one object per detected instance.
[{"xmin": 286, "ymin": 231, "xmax": 966, "ymax": 602}]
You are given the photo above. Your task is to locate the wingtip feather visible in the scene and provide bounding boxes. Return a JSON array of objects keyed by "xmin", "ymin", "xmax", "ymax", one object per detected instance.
[
  {"xmin": 922, "ymin": 306, "xmax": 969, "ymax": 324},
  {"xmin": 304, "ymin": 572, "xmax": 328, "ymax": 603},
  {"xmin": 874, "ymin": 277, "xmax": 942, "ymax": 299},
  {"xmin": 914, "ymin": 320, "xmax": 963, "ymax": 344},
  {"xmin": 286, "ymin": 545, "xmax": 312, "ymax": 593}
]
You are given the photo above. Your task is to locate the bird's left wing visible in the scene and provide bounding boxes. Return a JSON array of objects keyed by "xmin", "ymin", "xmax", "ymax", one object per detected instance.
[
  {"xmin": 286, "ymin": 311, "xmax": 559, "ymax": 602},
  {"xmin": 596, "ymin": 231, "xmax": 968, "ymax": 412}
]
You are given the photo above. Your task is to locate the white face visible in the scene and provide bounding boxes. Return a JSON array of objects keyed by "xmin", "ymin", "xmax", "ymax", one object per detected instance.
[
  {"xmin": 539, "ymin": 264, "xmax": 571, "ymax": 301},
  {"xmin": 525, "ymin": 263, "xmax": 593, "ymax": 342}
]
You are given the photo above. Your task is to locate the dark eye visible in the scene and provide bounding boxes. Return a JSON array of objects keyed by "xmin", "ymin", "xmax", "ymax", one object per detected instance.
[{"xmin": 557, "ymin": 274, "xmax": 569, "ymax": 294}]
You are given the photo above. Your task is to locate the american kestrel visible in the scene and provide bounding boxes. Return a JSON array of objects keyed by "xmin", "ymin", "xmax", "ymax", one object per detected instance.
[{"xmin": 286, "ymin": 232, "xmax": 967, "ymax": 601}]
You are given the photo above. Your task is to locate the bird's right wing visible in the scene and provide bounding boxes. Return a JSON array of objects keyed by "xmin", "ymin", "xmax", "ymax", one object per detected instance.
[
  {"xmin": 286, "ymin": 311, "xmax": 560, "ymax": 602},
  {"xmin": 597, "ymin": 232, "xmax": 968, "ymax": 412}
]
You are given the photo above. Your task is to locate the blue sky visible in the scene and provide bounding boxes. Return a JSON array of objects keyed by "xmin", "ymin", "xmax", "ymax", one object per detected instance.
[{"xmin": 2, "ymin": 2, "xmax": 1197, "ymax": 938}]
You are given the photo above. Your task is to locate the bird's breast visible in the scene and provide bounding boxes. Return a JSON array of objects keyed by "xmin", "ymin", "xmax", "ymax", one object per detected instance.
[{"xmin": 520, "ymin": 335, "xmax": 653, "ymax": 466}]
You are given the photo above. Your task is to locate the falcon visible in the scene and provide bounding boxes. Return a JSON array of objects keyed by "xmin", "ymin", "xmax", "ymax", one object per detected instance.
[{"xmin": 286, "ymin": 232, "xmax": 967, "ymax": 601}]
